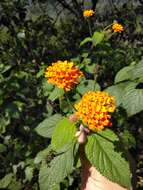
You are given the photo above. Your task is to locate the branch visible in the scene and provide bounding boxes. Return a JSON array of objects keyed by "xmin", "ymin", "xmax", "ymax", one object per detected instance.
[
  {"xmin": 71, "ymin": 0, "xmax": 83, "ymax": 16},
  {"xmin": 53, "ymin": 9, "xmax": 63, "ymax": 25},
  {"xmin": 91, "ymin": 0, "xmax": 99, "ymax": 10},
  {"xmin": 56, "ymin": 0, "xmax": 78, "ymax": 17}
]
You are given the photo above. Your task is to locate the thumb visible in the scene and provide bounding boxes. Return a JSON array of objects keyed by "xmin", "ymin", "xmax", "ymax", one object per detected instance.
[
  {"xmin": 75, "ymin": 124, "xmax": 89, "ymax": 144},
  {"xmin": 75, "ymin": 124, "xmax": 91, "ymax": 166}
]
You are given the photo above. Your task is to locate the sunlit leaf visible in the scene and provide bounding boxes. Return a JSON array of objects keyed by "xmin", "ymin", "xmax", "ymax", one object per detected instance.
[
  {"xmin": 85, "ymin": 129, "xmax": 131, "ymax": 188},
  {"xmin": 51, "ymin": 118, "xmax": 76, "ymax": 151},
  {"xmin": 35, "ymin": 114, "xmax": 62, "ymax": 138}
]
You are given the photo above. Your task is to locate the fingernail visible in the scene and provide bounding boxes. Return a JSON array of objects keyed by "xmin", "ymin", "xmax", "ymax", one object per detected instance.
[
  {"xmin": 79, "ymin": 124, "xmax": 90, "ymax": 133},
  {"xmin": 78, "ymin": 131, "xmax": 87, "ymax": 144},
  {"xmin": 75, "ymin": 131, "xmax": 82, "ymax": 137}
]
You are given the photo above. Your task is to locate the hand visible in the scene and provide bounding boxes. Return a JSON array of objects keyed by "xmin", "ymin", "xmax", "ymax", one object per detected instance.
[{"xmin": 75, "ymin": 124, "xmax": 131, "ymax": 190}]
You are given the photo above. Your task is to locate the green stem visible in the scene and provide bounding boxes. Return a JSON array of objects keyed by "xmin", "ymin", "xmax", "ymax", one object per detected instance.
[
  {"xmin": 59, "ymin": 96, "xmax": 62, "ymax": 110},
  {"xmin": 87, "ymin": 19, "xmax": 92, "ymax": 36},
  {"xmin": 93, "ymin": 71, "xmax": 97, "ymax": 91},
  {"xmin": 65, "ymin": 93, "xmax": 75, "ymax": 111},
  {"xmin": 93, "ymin": 64, "xmax": 100, "ymax": 91},
  {"xmin": 103, "ymin": 24, "xmax": 113, "ymax": 31}
]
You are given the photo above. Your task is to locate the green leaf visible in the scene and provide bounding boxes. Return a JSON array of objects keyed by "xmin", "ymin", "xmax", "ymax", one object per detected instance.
[
  {"xmin": 1, "ymin": 65, "xmax": 12, "ymax": 74},
  {"xmin": 51, "ymin": 118, "xmax": 76, "ymax": 151},
  {"xmin": 120, "ymin": 130, "xmax": 136, "ymax": 149},
  {"xmin": 34, "ymin": 146, "xmax": 51, "ymax": 164},
  {"xmin": 0, "ymin": 173, "xmax": 13, "ymax": 188},
  {"xmin": 82, "ymin": 58, "xmax": 91, "ymax": 64},
  {"xmin": 115, "ymin": 60, "xmax": 143, "ymax": 83},
  {"xmin": 0, "ymin": 27, "xmax": 10, "ymax": 43},
  {"xmin": 122, "ymin": 82, "xmax": 143, "ymax": 116},
  {"xmin": 115, "ymin": 65, "xmax": 134, "ymax": 83},
  {"xmin": 138, "ymin": 75, "xmax": 143, "ymax": 82},
  {"xmin": 5, "ymin": 103, "xmax": 20, "ymax": 119},
  {"xmin": 36, "ymin": 67, "xmax": 45, "ymax": 78},
  {"xmin": 105, "ymin": 82, "xmax": 129, "ymax": 106},
  {"xmin": 77, "ymin": 79, "xmax": 100, "ymax": 95},
  {"xmin": 50, "ymin": 184, "xmax": 60, "ymax": 190},
  {"xmin": 106, "ymin": 81, "xmax": 143, "ymax": 116},
  {"xmin": 25, "ymin": 166, "xmax": 34, "ymax": 181},
  {"xmin": 92, "ymin": 31, "xmax": 104, "ymax": 46},
  {"xmin": 85, "ymin": 64, "xmax": 96, "ymax": 73},
  {"xmin": 127, "ymin": 60, "xmax": 143, "ymax": 80},
  {"xmin": 0, "ymin": 116, "xmax": 10, "ymax": 134},
  {"xmin": 39, "ymin": 142, "xmax": 76, "ymax": 190},
  {"xmin": 0, "ymin": 143, "xmax": 7, "ymax": 153},
  {"xmin": 7, "ymin": 177, "xmax": 21, "ymax": 190},
  {"xmin": 35, "ymin": 114, "xmax": 62, "ymax": 138},
  {"xmin": 42, "ymin": 79, "xmax": 54, "ymax": 97},
  {"xmin": 81, "ymin": 52, "xmax": 89, "ymax": 58},
  {"xmin": 60, "ymin": 100, "xmax": 70, "ymax": 113},
  {"xmin": 80, "ymin": 37, "xmax": 92, "ymax": 46},
  {"xmin": 49, "ymin": 87, "xmax": 64, "ymax": 101},
  {"xmin": 85, "ymin": 129, "xmax": 131, "ymax": 189}
]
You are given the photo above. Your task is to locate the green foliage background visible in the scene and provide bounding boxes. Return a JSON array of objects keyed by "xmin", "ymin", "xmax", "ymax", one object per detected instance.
[{"xmin": 0, "ymin": 0, "xmax": 143, "ymax": 189}]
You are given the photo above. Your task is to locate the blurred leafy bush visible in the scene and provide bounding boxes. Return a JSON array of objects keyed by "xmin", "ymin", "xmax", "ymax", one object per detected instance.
[{"xmin": 0, "ymin": 0, "xmax": 143, "ymax": 189}]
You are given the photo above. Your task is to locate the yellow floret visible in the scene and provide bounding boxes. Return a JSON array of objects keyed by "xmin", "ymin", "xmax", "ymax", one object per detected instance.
[
  {"xmin": 112, "ymin": 22, "xmax": 123, "ymax": 33},
  {"xmin": 83, "ymin": 9, "xmax": 94, "ymax": 17},
  {"xmin": 45, "ymin": 60, "xmax": 83, "ymax": 91},
  {"xmin": 74, "ymin": 91, "xmax": 116, "ymax": 131}
]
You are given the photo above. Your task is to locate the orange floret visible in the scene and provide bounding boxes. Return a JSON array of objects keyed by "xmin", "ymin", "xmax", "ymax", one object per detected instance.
[
  {"xmin": 83, "ymin": 9, "xmax": 94, "ymax": 17},
  {"xmin": 45, "ymin": 60, "xmax": 83, "ymax": 91},
  {"xmin": 74, "ymin": 91, "xmax": 116, "ymax": 131},
  {"xmin": 112, "ymin": 22, "xmax": 123, "ymax": 33}
]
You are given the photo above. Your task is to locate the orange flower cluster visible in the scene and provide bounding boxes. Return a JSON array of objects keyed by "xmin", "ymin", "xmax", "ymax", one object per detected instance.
[
  {"xmin": 45, "ymin": 60, "xmax": 83, "ymax": 91},
  {"xmin": 112, "ymin": 22, "xmax": 123, "ymax": 33},
  {"xmin": 74, "ymin": 91, "xmax": 116, "ymax": 131},
  {"xmin": 83, "ymin": 9, "xmax": 94, "ymax": 17}
]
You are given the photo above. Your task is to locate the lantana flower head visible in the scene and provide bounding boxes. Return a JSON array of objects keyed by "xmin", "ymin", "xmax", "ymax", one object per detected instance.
[
  {"xmin": 83, "ymin": 9, "xmax": 94, "ymax": 17},
  {"xmin": 45, "ymin": 60, "xmax": 83, "ymax": 91},
  {"xmin": 74, "ymin": 91, "xmax": 116, "ymax": 131},
  {"xmin": 112, "ymin": 21, "xmax": 123, "ymax": 33}
]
